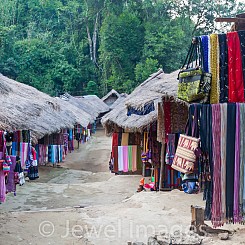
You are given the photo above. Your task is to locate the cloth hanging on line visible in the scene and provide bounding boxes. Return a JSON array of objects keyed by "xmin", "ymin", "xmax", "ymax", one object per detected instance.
[{"xmin": 227, "ymin": 32, "xmax": 245, "ymax": 102}]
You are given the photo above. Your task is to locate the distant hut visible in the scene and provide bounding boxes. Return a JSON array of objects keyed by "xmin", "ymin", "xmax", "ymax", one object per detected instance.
[{"xmin": 102, "ymin": 89, "xmax": 128, "ymax": 110}]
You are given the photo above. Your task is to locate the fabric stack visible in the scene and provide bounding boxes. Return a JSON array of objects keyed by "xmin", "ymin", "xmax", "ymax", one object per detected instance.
[{"xmin": 111, "ymin": 132, "xmax": 142, "ymax": 173}]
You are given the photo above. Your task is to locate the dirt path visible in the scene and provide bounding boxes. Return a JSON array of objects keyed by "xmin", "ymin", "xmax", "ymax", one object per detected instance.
[{"xmin": 1, "ymin": 128, "xmax": 245, "ymax": 244}]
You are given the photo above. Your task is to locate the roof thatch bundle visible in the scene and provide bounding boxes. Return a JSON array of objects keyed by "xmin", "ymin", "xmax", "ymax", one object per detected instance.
[
  {"xmin": 0, "ymin": 74, "xmax": 89, "ymax": 142},
  {"xmin": 60, "ymin": 93, "xmax": 109, "ymax": 119},
  {"xmin": 102, "ymin": 89, "xmax": 120, "ymax": 102},
  {"xmin": 101, "ymin": 69, "xmax": 188, "ymax": 134},
  {"xmin": 76, "ymin": 95, "xmax": 110, "ymax": 115}
]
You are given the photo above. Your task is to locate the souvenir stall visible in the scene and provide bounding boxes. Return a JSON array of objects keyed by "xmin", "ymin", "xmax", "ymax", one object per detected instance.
[
  {"xmin": 36, "ymin": 131, "xmax": 67, "ymax": 165},
  {"xmin": 157, "ymin": 97, "xmax": 189, "ymax": 190},
  {"xmin": 169, "ymin": 27, "xmax": 245, "ymax": 228},
  {"xmin": 74, "ymin": 124, "xmax": 92, "ymax": 149},
  {"xmin": 110, "ymin": 130, "xmax": 142, "ymax": 174},
  {"xmin": 0, "ymin": 129, "xmax": 38, "ymax": 203}
]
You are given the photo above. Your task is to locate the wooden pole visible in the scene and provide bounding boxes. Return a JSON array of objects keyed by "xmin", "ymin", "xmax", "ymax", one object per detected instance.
[{"xmin": 159, "ymin": 143, "xmax": 165, "ymax": 190}]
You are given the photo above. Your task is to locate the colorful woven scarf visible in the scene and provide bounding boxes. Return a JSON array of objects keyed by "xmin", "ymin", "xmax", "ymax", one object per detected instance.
[
  {"xmin": 218, "ymin": 34, "xmax": 229, "ymax": 102},
  {"xmin": 226, "ymin": 103, "xmax": 236, "ymax": 221},
  {"xmin": 238, "ymin": 31, "xmax": 245, "ymax": 99},
  {"xmin": 234, "ymin": 103, "xmax": 241, "ymax": 223},
  {"xmin": 240, "ymin": 104, "xmax": 245, "ymax": 219},
  {"xmin": 227, "ymin": 32, "xmax": 245, "ymax": 102},
  {"xmin": 113, "ymin": 146, "xmax": 118, "ymax": 172},
  {"xmin": 220, "ymin": 103, "xmax": 227, "ymax": 222},
  {"xmin": 201, "ymin": 35, "xmax": 209, "ymax": 73},
  {"xmin": 210, "ymin": 34, "xmax": 220, "ymax": 104},
  {"xmin": 211, "ymin": 104, "xmax": 222, "ymax": 227}
]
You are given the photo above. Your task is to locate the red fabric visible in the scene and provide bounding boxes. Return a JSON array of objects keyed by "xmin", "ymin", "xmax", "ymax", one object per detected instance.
[
  {"xmin": 164, "ymin": 102, "xmax": 171, "ymax": 143},
  {"xmin": 113, "ymin": 146, "xmax": 118, "ymax": 172},
  {"xmin": 111, "ymin": 133, "xmax": 118, "ymax": 158},
  {"xmin": 227, "ymin": 32, "xmax": 245, "ymax": 102},
  {"xmin": 31, "ymin": 147, "xmax": 37, "ymax": 160}
]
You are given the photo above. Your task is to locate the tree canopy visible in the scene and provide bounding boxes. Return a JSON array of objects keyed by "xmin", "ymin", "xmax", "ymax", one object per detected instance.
[{"xmin": 0, "ymin": 0, "xmax": 244, "ymax": 96}]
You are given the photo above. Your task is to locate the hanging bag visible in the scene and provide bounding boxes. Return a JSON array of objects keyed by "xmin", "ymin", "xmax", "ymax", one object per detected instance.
[
  {"xmin": 171, "ymin": 106, "xmax": 200, "ymax": 173},
  {"xmin": 177, "ymin": 37, "xmax": 211, "ymax": 103}
]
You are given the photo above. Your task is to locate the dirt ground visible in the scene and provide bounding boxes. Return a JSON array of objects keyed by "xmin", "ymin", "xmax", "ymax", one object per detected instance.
[{"xmin": 1, "ymin": 128, "xmax": 245, "ymax": 245}]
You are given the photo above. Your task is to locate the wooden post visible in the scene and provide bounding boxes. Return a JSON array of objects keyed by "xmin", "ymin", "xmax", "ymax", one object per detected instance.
[{"xmin": 159, "ymin": 143, "xmax": 165, "ymax": 190}]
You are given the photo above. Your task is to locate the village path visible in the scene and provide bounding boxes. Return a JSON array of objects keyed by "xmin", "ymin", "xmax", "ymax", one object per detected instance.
[{"xmin": 1, "ymin": 128, "xmax": 245, "ymax": 245}]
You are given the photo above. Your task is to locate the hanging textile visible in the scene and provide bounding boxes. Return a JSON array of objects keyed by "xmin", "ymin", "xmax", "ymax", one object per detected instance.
[
  {"xmin": 211, "ymin": 104, "xmax": 222, "ymax": 227},
  {"xmin": 220, "ymin": 103, "xmax": 227, "ymax": 221},
  {"xmin": 218, "ymin": 34, "xmax": 229, "ymax": 103},
  {"xmin": 0, "ymin": 170, "xmax": 6, "ymax": 203},
  {"xmin": 132, "ymin": 145, "xmax": 137, "ymax": 172},
  {"xmin": 121, "ymin": 133, "xmax": 129, "ymax": 146},
  {"xmin": 209, "ymin": 34, "xmax": 220, "ymax": 104},
  {"xmin": 20, "ymin": 142, "xmax": 29, "ymax": 168},
  {"xmin": 240, "ymin": 104, "xmax": 245, "ymax": 217},
  {"xmin": 128, "ymin": 145, "xmax": 133, "ymax": 171},
  {"xmin": 5, "ymin": 156, "xmax": 17, "ymax": 194},
  {"xmin": 227, "ymin": 32, "xmax": 245, "ymax": 102},
  {"xmin": 234, "ymin": 104, "xmax": 241, "ymax": 223},
  {"xmin": 123, "ymin": 146, "xmax": 129, "ymax": 172},
  {"xmin": 118, "ymin": 146, "xmax": 124, "ymax": 171},
  {"xmin": 165, "ymin": 134, "xmax": 176, "ymax": 165},
  {"xmin": 226, "ymin": 103, "xmax": 236, "ymax": 221},
  {"xmin": 113, "ymin": 146, "xmax": 119, "ymax": 173},
  {"xmin": 238, "ymin": 31, "xmax": 245, "ymax": 99},
  {"xmin": 201, "ymin": 35, "xmax": 210, "ymax": 73}
]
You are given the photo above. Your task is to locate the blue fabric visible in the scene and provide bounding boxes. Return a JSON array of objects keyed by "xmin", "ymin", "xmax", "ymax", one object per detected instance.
[
  {"xmin": 127, "ymin": 102, "xmax": 155, "ymax": 116},
  {"xmin": 12, "ymin": 142, "xmax": 17, "ymax": 156},
  {"xmin": 201, "ymin": 35, "xmax": 209, "ymax": 73}
]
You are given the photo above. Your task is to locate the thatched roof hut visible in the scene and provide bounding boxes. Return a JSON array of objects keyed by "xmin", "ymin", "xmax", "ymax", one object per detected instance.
[
  {"xmin": 60, "ymin": 93, "xmax": 109, "ymax": 119},
  {"xmin": 0, "ymin": 74, "xmax": 89, "ymax": 142},
  {"xmin": 79, "ymin": 95, "xmax": 110, "ymax": 115},
  {"xmin": 101, "ymin": 69, "xmax": 188, "ymax": 134},
  {"xmin": 102, "ymin": 89, "xmax": 128, "ymax": 109}
]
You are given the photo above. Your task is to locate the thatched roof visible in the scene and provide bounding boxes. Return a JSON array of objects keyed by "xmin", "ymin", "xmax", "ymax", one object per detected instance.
[
  {"xmin": 76, "ymin": 95, "xmax": 110, "ymax": 115},
  {"xmin": 101, "ymin": 69, "xmax": 188, "ymax": 134},
  {"xmin": 60, "ymin": 93, "xmax": 109, "ymax": 120},
  {"xmin": 110, "ymin": 93, "xmax": 128, "ymax": 110},
  {"xmin": 0, "ymin": 74, "xmax": 80, "ymax": 142},
  {"xmin": 101, "ymin": 89, "xmax": 120, "ymax": 102}
]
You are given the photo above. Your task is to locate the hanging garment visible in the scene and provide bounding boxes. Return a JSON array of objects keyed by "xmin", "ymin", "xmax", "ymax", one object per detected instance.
[
  {"xmin": 121, "ymin": 133, "xmax": 129, "ymax": 146},
  {"xmin": 128, "ymin": 145, "xmax": 133, "ymax": 171},
  {"xmin": 234, "ymin": 103, "xmax": 241, "ymax": 223},
  {"xmin": 201, "ymin": 35, "xmax": 210, "ymax": 73},
  {"xmin": 218, "ymin": 34, "xmax": 229, "ymax": 103},
  {"xmin": 240, "ymin": 104, "xmax": 245, "ymax": 216},
  {"xmin": 238, "ymin": 31, "xmax": 245, "ymax": 99},
  {"xmin": 113, "ymin": 146, "xmax": 119, "ymax": 172},
  {"xmin": 165, "ymin": 134, "xmax": 176, "ymax": 165},
  {"xmin": 220, "ymin": 103, "xmax": 227, "ymax": 221},
  {"xmin": 211, "ymin": 104, "xmax": 222, "ymax": 227},
  {"xmin": 226, "ymin": 103, "xmax": 236, "ymax": 221},
  {"xmin": 122, "ymin": 146, "xmax": 129, "ymax": 172},
  {"xmin": 227, "ymin": 32, "xmax": 245, "ymax": 102},
  {"xmin": 132, "ymin": 145, "xmax": 137, "ymax": 172},
  {"xmin": 118, "ymin": 146, "xmax": 124, "ymax": 171},
  {"xmin": 20, "ymin": 142, "xmax": 29, "ymax": 168},
  {"xmin": 5, "ymin": 156, "xmax": 17, "ymax": 193},
  {"xmin": 210, "ymin": 34, "xmax": 220, "ymax": 104},
  {"xmin": 112, "ymin": 133, "xmax": 118, "ymax": 158},
  {"xmin": 0, "ymin": 170, "xmax": 6, "ymax": 202}
]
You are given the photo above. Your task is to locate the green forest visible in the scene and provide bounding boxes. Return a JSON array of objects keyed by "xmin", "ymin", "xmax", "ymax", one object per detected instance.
[{"xmin": 0, "ymin": 0, "xmax": 244, "ymax": 97}]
